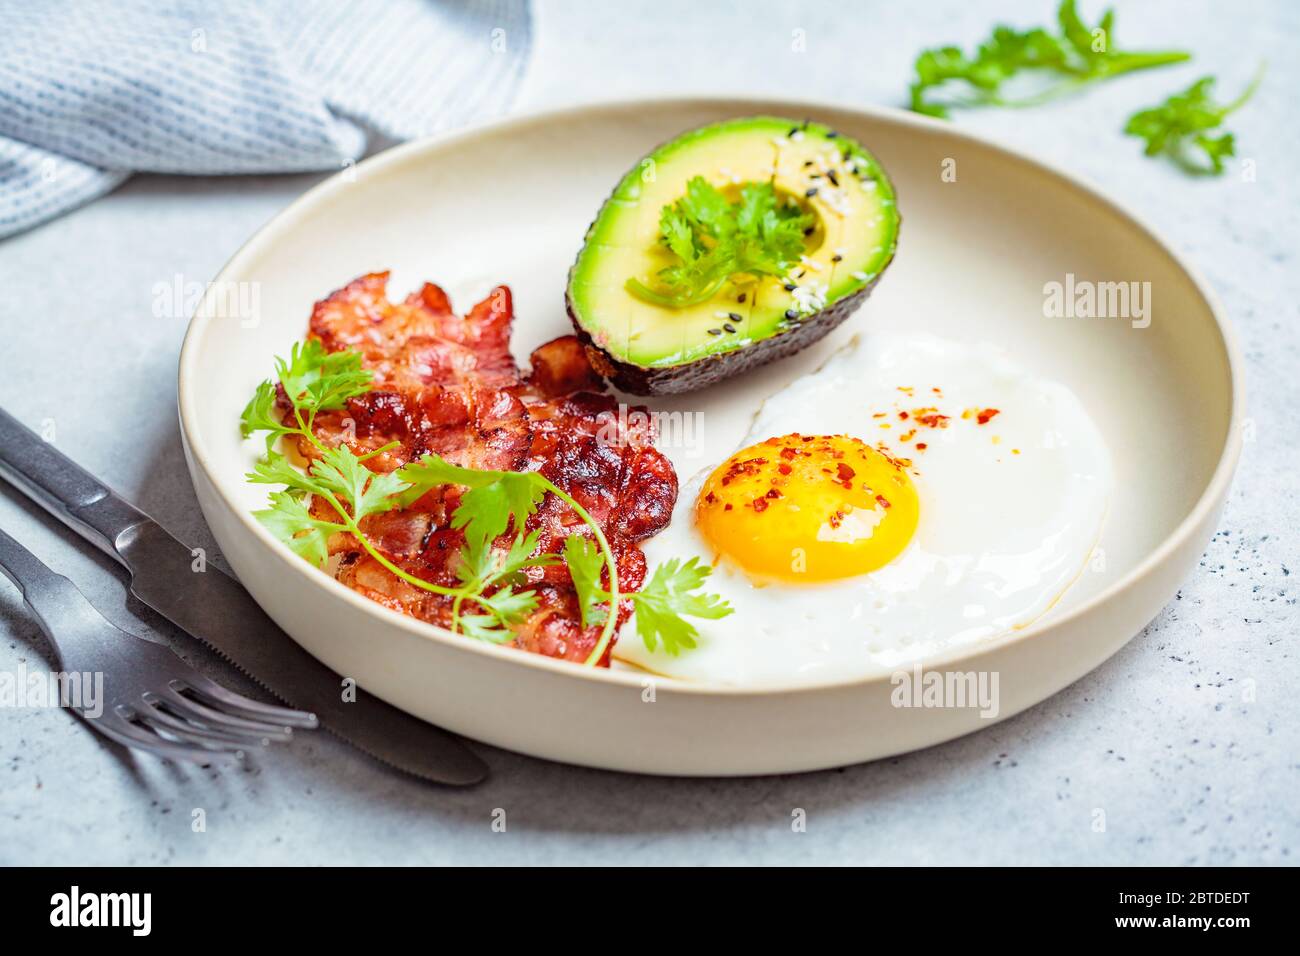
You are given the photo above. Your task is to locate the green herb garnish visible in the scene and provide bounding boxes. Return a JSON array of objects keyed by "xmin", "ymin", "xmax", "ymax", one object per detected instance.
[
  {"xmin": 626, "ymin": 176, "xmax": 814, "ymax": 309},
  {"xmin": 562, "ymin": 538, "xmax": 730, "ymax": 655},
  {"xmin": 908, "ymin": 0, "xmax": 1190, "ymax": 118},
  {"xmin": 241, "ymin": 340, "xmax": 731, "ymax": 663},
  {"xmin": 625, "ymin": 557, "xmax": 733, "ymax": 656},
  {"xmin": 1123, "ymin": 67, "xmax": 1263, "ymax": 175}
]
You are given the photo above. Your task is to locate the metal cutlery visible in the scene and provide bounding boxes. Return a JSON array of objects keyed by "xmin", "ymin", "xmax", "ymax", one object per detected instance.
[
  {"xmin": 0, "ymin": 526, "xmax": 317, "ymax": 763},
  {"xmin": 0, "ymin": 407, "xmax": 488, "ymax": 784}
]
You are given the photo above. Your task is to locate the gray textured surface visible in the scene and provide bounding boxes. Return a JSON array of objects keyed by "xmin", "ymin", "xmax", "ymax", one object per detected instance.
[{"xmin": 0, "ymin": 0, "xmax": 1296, "ymax": 865}]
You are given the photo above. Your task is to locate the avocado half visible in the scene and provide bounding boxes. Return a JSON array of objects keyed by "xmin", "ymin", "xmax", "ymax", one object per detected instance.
[{"xmin": 565, "ymin": 116, "xmax": 900, "ymax": 395}]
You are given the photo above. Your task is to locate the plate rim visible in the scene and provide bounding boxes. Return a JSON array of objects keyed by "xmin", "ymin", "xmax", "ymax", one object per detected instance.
[{"xmin": 177, "ymin": 93, "xmax": 1245, "ymax": 698}]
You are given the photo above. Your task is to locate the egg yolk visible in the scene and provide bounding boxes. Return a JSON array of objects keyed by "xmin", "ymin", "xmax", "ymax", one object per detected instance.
[{"xmin": 695, "ymin": 434, "xmax": 919, "ymax": 583}]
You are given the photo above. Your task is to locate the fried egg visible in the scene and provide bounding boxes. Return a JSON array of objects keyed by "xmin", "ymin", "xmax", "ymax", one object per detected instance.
[{"xmin": 614, "ymin": 332, "xmax": 1112, "ymax": 685}]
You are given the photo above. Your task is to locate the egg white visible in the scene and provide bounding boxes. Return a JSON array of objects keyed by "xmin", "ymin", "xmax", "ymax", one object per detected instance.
[{"xmin": 614, "ymin": 333, "xmax": 1113, "ymax": 686}]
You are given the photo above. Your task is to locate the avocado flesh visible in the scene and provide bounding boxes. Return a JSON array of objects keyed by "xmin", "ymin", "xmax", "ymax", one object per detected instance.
[{"xmin": 567, "ymin": 116, "xmax": 899, "ymax": 394}]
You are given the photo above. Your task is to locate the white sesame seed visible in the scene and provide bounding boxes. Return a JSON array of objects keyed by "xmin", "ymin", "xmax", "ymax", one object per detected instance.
[
  {"xmin": 791, "ymin": 280, "xmax": 829, "ymax": 315},
  {"xmin": 821, "ymin": 187, "xmax": 849, "ymax": 215}
]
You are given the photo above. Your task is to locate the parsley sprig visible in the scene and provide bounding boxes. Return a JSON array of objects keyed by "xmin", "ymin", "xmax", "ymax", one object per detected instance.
[
  {"xmin": 240, "ymin": 340, "xmax": 731, "ymax": 663},
  {"xmin": 908, "ymin": 0, "xmax": 1190, "ymax": 119},
  {"xmin": 1123, "ymin": 67, "xmax": 1263, "ymax": 175},
  {"xmin": 563, "ymin": 538, "xmax": 731, "ymax": 656},
  {"xmin": 626, "ymin": 177, "xmax": 813, "ymax": 309}
]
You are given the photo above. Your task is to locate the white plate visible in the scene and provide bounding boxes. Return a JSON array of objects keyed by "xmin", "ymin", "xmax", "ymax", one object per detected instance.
[{"xmin": 179, "ymin": 97, "xmax": 1242, "ymax": 775}]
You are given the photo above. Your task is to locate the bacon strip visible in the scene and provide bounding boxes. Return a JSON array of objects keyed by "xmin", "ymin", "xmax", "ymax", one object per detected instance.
[{"xmin": 286, "ymin": 272, "xmax": 677, "ymax": 665}]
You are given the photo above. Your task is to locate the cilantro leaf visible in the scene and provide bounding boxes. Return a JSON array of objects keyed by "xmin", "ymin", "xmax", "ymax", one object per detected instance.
[
  {"xmin": 735, "ymin": 182, "xmax": 811, "ymax": 277},
  {"xmin": 246, "ymin": 450, "xmax": 322, "ymax": 498},
  {"xmin": 626, "ymin": 176, "xmax": 812, "ymax": 309},
  {"xmin": 499, "ymin": 530, "xmax": 560, "ymax": 579},
  {"xmin": 397, "ymin": 454, "xmax": 546, "ymax": 544},
  {"xmin": 629, "ymin": 557, "xmax": 733, "ymax": 656},
  {"xmin": 455, "ymin": 472, "xmax": 547, "ymax": 544},
  {"xmin": 395, "ymin": 453, "xmax": 503, "ymax": 500},
  {"xmin": 1124, "ymin": 69, "xmax": 1262, "ymax": 175},
  {"xmin": 454, "ymin": 530, "xmax": 498, "ymax": 591},
  {"xmin": 457, "ymin": 529, "xmax": 557, "ymax": 593},
  {"xmin": 253, "ymin": 491, "xmax": 343, "ymax": 568},
  {"xmin": 659, "ymin": 204, "xmax": 698, "ymax": 263},
  {"xmin": 679, "ymin": 176, "xmax": 733, "ymax": 237},
  {"xmin": 1057, "ymin": 0, "xmax": 1097, "ymax": 61},
  {"xmin": 276, "ymin": 339, "xmax": 372, "ymax": 417},
  {"xmin": 456, "ymin": 614, "xmax": 514, "ymax": 644},
  {"xmin": 310, "ymin": 445, "xmax": 406, "ymax": 521},
  {"xmin": 248, "ymin": 447, "xmax": 406, "ymax": 558},
  {"xmin": 563, "ymin": 535, "xmax": 609, "ymax": 629},
  {"xmin": 452, "ymin": 529, "xmax": 554, "ymax": 638},
  {"xmin": 241, "ymin": 340, "xmax": 372, "ymax": 455},
  {"xmin": 908, "ymin": 0, "xmax": 1189, "ymax": 118},
  {"xmin": 478, "ymin": 587, "xmax": 541, "ymax": 627},
  {"xmin": 240, "ymin": 380, "xmax": 295, "ymax": 457},
  {"xmin": 558, "ymin": 535, "xmax": 733, "ymax": 654}
]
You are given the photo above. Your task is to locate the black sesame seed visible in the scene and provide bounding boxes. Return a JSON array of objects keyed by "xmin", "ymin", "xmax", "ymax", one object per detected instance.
[
  {"xmin": 783, "ymin": 282, "xmax": 797, "ymax": 292},
  {"xmin": 784, "ymin": 309, "xmax": 799, "ymax": 320},
  {"xmin": 831, "ymin": 254, "xmax": 842, "ymax": 263},
  {"xmin": 802, "ymin": 226, "xmax": 814, "ymax": 237},
  {"xmin": 723, "ymin": 323, "xmax": 737, "ymax": 334},
  {"xmin": 796, "ymin": 270, "xmax": 806, "ymax": 278},
  {"xmin": 809, "ymin": 173, "xmax": 821, "ymax": 179},
  {"xmin": 826, "ymin": 130, "xmax": 839, "ymax": 138},
  {"xmin": 737, "ymin": 293, "xmax": 747, "ymax": 303},
  {"xmin": 707, "ymin": 327, "xmax": 722, "ymax": 336},
  {"xmin": 827, "ymin": 169, "xmax": 840, "ymax": 187},
  {"xmin": 788, "ymin": 127, "xmax": 799, "ymax": 137},
  {"xmin": 728, "ymin": 312, "xmax": 742, "ymax": 322},
  {"xmin": 802, "ymin": 160, "xmax": 814, "ymax": 167},
  {"xmin": 805, "ymin": 187, "xmax": 819, "ymax": 198}
]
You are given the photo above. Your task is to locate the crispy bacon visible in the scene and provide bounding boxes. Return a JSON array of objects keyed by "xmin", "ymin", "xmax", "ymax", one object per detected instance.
[{"xmin": 290, "ymin": 272, "xmax": 677, "ymax": 665}]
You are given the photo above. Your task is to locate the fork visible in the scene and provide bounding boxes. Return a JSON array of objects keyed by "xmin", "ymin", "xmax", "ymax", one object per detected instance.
[{"xmin": 0, "ymin": 525, "xmax": 318, "ymax": 763}]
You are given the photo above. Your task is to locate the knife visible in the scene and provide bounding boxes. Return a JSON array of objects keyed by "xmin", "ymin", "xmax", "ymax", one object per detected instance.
[{"xmin": 0, "ymin": 408, "xmax": 487, "ymax": 786}]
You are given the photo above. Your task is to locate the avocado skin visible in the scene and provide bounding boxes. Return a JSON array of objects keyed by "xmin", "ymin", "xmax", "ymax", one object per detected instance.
[{"xmin": 564, "ymin": 262, "xmax": 890, "ymax": 396}]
